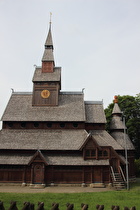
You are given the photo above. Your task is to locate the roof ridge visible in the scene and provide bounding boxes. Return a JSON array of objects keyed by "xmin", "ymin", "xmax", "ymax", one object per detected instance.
[{"xmin": 85, "ymin": 101, "xmax": 103, "ymax": 105}]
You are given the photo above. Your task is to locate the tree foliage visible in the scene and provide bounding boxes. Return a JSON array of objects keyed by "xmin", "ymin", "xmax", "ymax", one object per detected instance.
[
  {"xmin": 105, "ymin": 94, "xmax": 140, "ymax": 159},
  {"xmin": 135, "ymin": 158, "xmax": 140, "ymax": 177}
]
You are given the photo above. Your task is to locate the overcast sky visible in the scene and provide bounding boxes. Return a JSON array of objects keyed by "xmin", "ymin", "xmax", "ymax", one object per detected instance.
[{"xmin": 0, "ymin": 0, "xmax": 140, "ymax": 126}]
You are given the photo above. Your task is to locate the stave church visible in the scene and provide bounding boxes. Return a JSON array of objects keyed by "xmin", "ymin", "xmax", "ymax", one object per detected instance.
[{"xmin": 0, "ymin": 22, "xmax": 135, "ymax": 188}]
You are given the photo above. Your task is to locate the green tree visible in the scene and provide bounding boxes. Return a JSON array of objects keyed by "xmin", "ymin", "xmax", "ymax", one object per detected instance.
[{"xmin": 105, "ymin": 94, "xmax": 140, "ymax": 159}]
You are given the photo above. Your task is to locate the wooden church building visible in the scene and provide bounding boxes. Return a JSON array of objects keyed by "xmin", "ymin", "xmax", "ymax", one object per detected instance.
[{"xmin": 0, "ymin": 23, "xmax": 135, "ymax": 187}]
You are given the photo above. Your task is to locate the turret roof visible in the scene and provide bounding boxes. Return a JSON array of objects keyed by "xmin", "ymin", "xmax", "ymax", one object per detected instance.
[
  {"xmin": 45, "ymin": 24, "xmax": 53, "ymax": 48},
  {"xmin": 110, "ymin": 97, "xmax": 134, "ymax": 150},
  {"xmin": 112, "ymin": 103, "xmax": 122, "ymax": 115},
  {"xmin": 42, "ymin": 24, "xmax": 54, "ymax": 62}
]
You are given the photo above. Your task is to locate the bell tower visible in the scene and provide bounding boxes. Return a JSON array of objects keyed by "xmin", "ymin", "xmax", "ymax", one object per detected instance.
[{"xmin": 32, "ymin": 22, "xmax": 61, "ymax": 106}]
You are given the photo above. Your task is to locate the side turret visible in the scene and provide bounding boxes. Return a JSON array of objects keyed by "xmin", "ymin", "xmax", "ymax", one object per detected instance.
[
  {"xmin": 110, "ymin": 96, "xmax": 134, "ymax": 150},
  {"xmin": 110, "ymin": 96, "xmax": 126, "ymax": 131}
]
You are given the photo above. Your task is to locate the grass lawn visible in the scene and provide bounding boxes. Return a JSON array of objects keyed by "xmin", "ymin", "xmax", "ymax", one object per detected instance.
[{"xmin": 0, "ymin": 182, "xmax": 140, "ymax": 209}]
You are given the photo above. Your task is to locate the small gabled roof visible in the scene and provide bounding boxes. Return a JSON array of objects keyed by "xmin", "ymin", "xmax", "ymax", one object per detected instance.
[
  {"xmin": 79, "ymin": 133, "xmax": 101, "ymax": 151},
  {"xmin": 28, "ymin": 150, "xmax": 48, "ymax": 165},
  {"xmin": 89, "ymin": 130, "xmax": 123, "ymax": 150}
]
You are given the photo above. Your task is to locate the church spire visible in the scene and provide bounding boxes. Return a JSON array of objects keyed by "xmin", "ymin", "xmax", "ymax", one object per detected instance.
[
  {"xmin": 42, "ymin": 20, "xmax": 55, "ymax": 73},
  {"xmin": 110, "ymin": 96, "xmax": 125, "ymax": 130},
  {"xmin": 44, "ymin": 23, "xmax": 53, "ymax": 50},
  {"xmin": 112, "ymin": 96, "xmax": 122, "ymax": 116}
]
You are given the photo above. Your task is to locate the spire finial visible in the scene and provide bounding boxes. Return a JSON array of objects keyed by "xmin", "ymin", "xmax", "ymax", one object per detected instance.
[
  {"xmin": 114, "ymin": 95, "xmax": 118, "ymax": 103},
  {"xmin": 49, "ymin": 12, "xmax": 52, "ymax": 27}
]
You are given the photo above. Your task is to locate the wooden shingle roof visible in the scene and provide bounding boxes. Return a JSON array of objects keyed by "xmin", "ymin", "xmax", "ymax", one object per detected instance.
[
  {"xmin": 1, "ymin": 92, "xmax": 85, "ymax": 122},
  {"xmin": 0, "ymin": 129, "xmax": 88, "ymax": 150},
  {"xmin": 42, "ymin": 48, "xmax": 54, "ymax": 61},
  {"xmin": 0, "ymin": 153, "xmax": 32, "ymax": 165},
  {"xmin": 42, "ymin": 25, "xmax": 54, "ymax": 61},
  {"xmin": 112, "ymin": 103, "xmax": 122, "ymax": 115},
  {"xmin": 111, "ymin": 131, "xmax": 135, "ymax": 150},
  {"xmin": 0, "ymin": 152, "xmax": 109, "ymax": 166},
  {"xmin": 32, "ymin": 67, "xmax": 61, "ymax": 82},
  {"xmin": 90, "ymin": 130, "xmax": 123, "ymax": 150},
  {"xmin": 110, "ymin": 115, "xmax": 126, "ymax": 130},
  {"xmin": 85, "ymin": 101, "xmax": 106, "ymax": 123},
  {"xmin": 1, "ymin": 92, "xmax": 106, "ymax": 123},
  {"xmin": 44, "ymin": 25, "xmax": 53, "ymax": 47},
  {"xmin": 44, "ymin": 154, "xmax": 109, "ymax": 166}
]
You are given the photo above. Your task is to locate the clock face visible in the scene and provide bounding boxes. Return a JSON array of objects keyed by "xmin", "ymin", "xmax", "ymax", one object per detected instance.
[{"xmin": 41, "ymin": 90, "xmax": 50, "ymax": 98}]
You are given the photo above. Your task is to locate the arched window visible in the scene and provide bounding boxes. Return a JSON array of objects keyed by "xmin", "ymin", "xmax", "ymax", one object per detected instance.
[
  {"xmin": 85, "ymin": 149, "xmax": 96, "ymax": 158},
  {"xmin": 98, "ymin": 151, "xmax": 103, "ymax": 157},
  {"xmin": 103, "ymin": 150, "xmax": 108, "ymax": 157},
  {"xmin": 85, "ymin": 150, "xmax": 90, "ymax": 157},
  {"xmin": 91, "ymin": 150, "xmax": 96, "ymax": 157}
]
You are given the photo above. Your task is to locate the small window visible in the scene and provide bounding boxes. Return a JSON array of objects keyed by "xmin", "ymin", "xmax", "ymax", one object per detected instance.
[
  {"xmin": 8, "ymin": 122, "xmax": 13, "ymax": 128},
  {"xmin": 60, "ymin": 123, "xmax": 65, "ymax": 128},
  {"xmin": 85, "ymin": 150, "xmax": 90, "ymax": 157},
  {"xmin": 73, "ymin": 123, "xmax": 78, "ymax": 128},
  {"xmin": 34, "ymin": 122, "xmax": 39, "ymax": 128},
  {"xmin": 47, "ymin": 122, "xmax": 52, "ymax": 128},
  {"xmin": 91, "ymin": 150, "xmax": 96, "ymax": 157},
  {"xmin": 21, "ymin": 122, "xmax": 26, "ymax": 128},
  {"xmin": 85, "ymin": 149, "xmax": 96, "ymax": 158},
  {"xmin": 103, "ymin": 150, "xmax": 108, "ymax": 157},
  {"xmin": 98, "ymin": 151, "xmax": 103, "ymax": 157}
]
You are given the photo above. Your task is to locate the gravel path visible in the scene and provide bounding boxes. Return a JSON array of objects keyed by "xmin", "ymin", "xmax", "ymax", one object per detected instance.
[{"xmin": 0, "ymin": 185, "xmax": 113, "ymax": 193}]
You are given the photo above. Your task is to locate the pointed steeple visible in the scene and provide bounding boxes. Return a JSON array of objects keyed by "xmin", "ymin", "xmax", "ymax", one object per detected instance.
[
  {"xmin": 42, "ymin": 22, "xmax": 55, "ymax": 73},
  {"xmin": 110, "ymin": 96, "xmax": 125, "ymax": 130},
  {"xmin": 44, "ymin": 24, "xmax": 53, "ymax": 49},
  {"xmin": 112, "ymin": 96, "xmax": 122, "ymax": 116}
]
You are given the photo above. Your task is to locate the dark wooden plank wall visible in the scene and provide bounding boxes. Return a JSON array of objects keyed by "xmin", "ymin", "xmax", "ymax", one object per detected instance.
[
  {"xmin": 0, "ymin": 166, "xmax": 110, "ymax": 184},
  {"xmin": 3, "ymin": 121, "xmax": 104, "ymax": 130}
]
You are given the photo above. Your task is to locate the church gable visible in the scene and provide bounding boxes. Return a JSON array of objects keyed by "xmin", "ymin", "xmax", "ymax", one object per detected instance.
[
  {"xmin": 28, "ymin": 151, "xmax": 48, "ymax": 166},
  {"xmin": 80, "ymin": 134, "xmax": 101, "ymax": 151}
]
